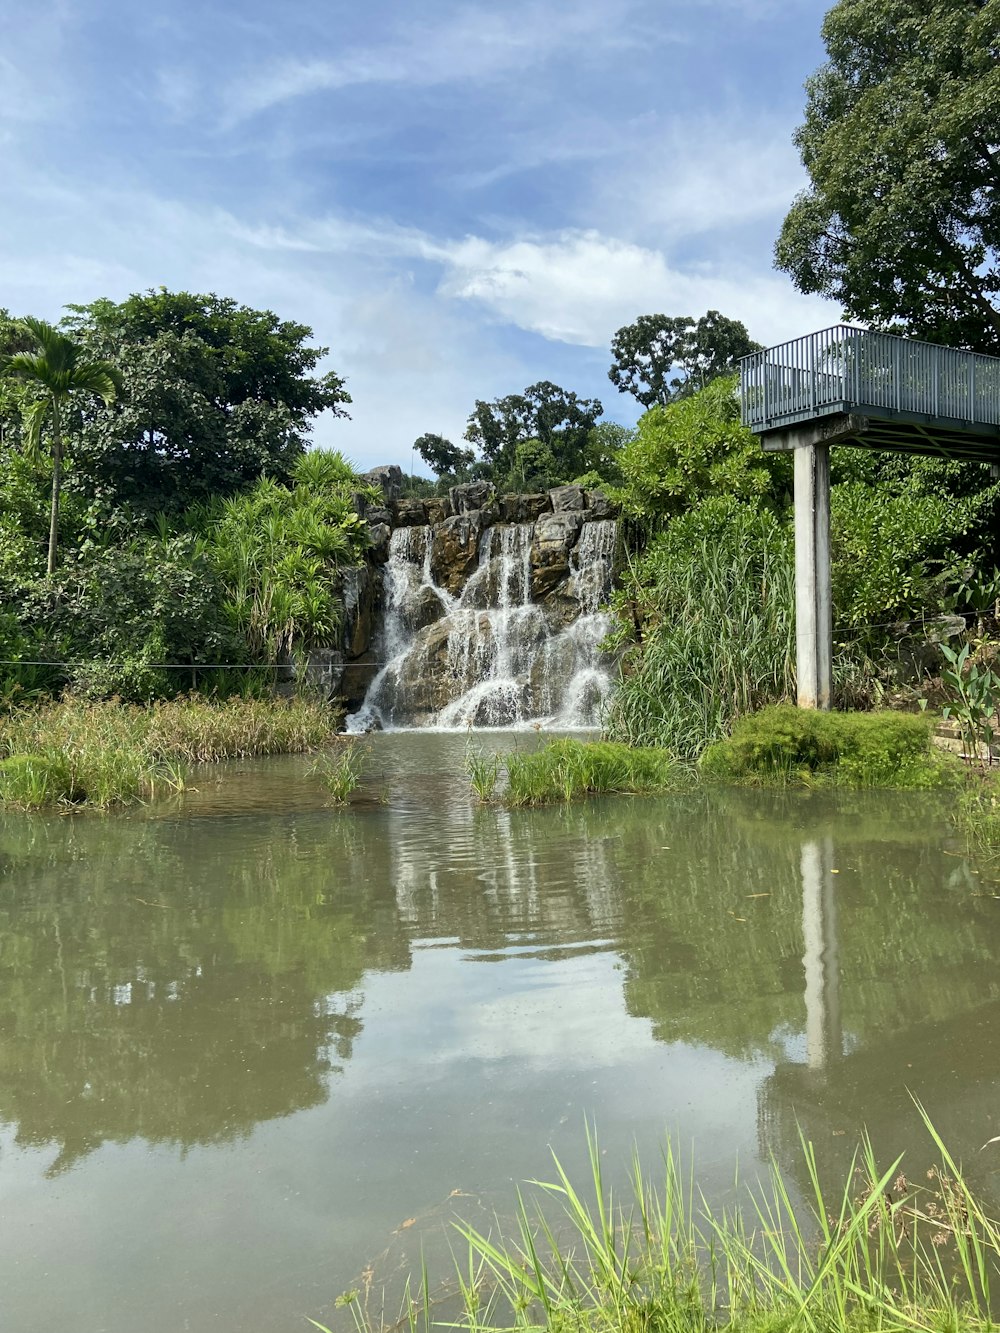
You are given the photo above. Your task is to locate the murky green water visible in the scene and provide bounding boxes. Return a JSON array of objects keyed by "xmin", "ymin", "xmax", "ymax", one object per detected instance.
[{"xmin": 1, "ymin": 732, "xmax": 999, "ymax": 1332}]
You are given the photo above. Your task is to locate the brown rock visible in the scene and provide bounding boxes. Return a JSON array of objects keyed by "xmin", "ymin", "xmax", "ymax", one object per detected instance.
[
  {"xmin": 392, "ymin": 498, "xmax": 428, "ymax": 527},
  {"xmin": 424, "ymin": 496, "xmax": 452, "ymax": 525},
  {"xmin": 430, "ymin": 512, "xmax": 483, "ymax": 595},
  {"xmin": 340, "ymin": 565, "xmax": 380, "ymax": 658},
  {"xmin": 530, "ymin": 510, "xmax": 583, "ymax": 598}
]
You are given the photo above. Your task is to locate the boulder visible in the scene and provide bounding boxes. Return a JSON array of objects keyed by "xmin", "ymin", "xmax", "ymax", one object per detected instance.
[
  {"xmin": 530, "ymin": 511, "xmax": 584, "ymax": 598},
  {"xmin": 392, "ymin": 498, "xmax": 428, "ymax": 527},
  {"xmin": 449, "ymin": 480, "xmax": 496, "ymax": 514},
  {"xmin": 366, "ymin": 522, "xmax": 391, "ymax": 564},
  {"xmin": 340, "ymin": 565, "xmax": 380, "ymax": 659},
  {"xmin": 502, "ymin": 492, "xmax": 551, "ymax": 523},
  {"xmin": 584, "ymin": 490, "xmax": 619, "ymax": 519},
  {"xmin": 479, "ymin": 502, "xmax": 500, "ymax": 529},
  {"xmin": 549, "ymin": 484, "xmax": 586, "ymax": 512},
  {"xmin": 424, "ymin": 496, "xmax": 452, "ymax": 525},
  {"xmin": 430, "ymin": 512, "xmax": 483, "ymax": 595},
  {"xmin": 361, "ymin": 465, "xmax": 403, "ymax": 502},
  {"xmin": 303, "ymin": 648, "xmax": 344, "ymax": 699}
]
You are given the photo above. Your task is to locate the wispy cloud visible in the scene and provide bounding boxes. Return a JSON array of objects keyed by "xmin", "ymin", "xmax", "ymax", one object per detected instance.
[{"xmin": 222, "ymin": 0, "xmax": 638, "ymax": 123}]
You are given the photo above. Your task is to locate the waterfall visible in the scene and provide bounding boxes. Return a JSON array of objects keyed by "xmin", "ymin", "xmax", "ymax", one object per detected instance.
[{"xmin": 347, "ymin": 510, "xmax": 618, "ymax": 732}]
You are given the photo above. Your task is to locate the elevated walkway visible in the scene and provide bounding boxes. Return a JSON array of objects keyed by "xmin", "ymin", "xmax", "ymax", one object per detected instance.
[
  {"xmin": 739, "ymin": 328, "xmax": 1000, "ymax": 708},
  {"xmin": 741, "ymin": 325, "xmax": 1000, "ymax": 462}
]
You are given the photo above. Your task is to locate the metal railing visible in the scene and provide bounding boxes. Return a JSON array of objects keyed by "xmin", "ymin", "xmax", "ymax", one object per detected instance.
[{"xmin": 741, "ymin": 325, "xmax": 1000, "ymax": 433}]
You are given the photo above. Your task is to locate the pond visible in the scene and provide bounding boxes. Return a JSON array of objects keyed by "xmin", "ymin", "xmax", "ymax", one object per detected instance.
[{"xmin": 1, "ymin": 731, "xmax": 998, "ymax": 1332}]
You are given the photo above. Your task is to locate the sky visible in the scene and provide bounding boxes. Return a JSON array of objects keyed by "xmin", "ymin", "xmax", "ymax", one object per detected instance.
[{"xmin": 0, "ymin": 0, "xmax": 842, "ymax": 472}]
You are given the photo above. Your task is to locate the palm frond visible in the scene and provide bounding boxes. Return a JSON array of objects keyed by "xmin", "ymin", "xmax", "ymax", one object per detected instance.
[{"xmin": 21, "ymin": 398, "xmax": 49, "ymax": 459}]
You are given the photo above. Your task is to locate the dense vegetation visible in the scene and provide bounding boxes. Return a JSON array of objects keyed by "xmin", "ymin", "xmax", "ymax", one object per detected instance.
[{"xmin": 0, "ymin": 293, "xmax": 372, "ymax": 712}]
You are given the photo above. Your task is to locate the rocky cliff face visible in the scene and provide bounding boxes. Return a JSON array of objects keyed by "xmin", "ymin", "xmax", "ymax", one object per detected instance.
[{"xmin": 308, "ymin": 470, "xmax": 620, "ymax": 725}]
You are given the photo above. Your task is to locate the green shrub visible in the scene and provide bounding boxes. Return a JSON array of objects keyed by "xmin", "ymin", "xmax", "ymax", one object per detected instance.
[{"xmin": 700, "ymin": 705, "xmax": 961, "ymax": 789}]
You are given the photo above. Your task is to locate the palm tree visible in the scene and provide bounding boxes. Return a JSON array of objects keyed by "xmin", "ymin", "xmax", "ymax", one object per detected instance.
[{"xmin": 0, "ymin": 317, "xmax": 121, "ymax": 574}]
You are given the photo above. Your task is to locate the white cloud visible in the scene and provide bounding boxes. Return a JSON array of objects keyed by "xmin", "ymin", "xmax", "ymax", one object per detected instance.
[{"xmin": 436, "ymin": 229, "xmax": 839, "ymax": 348}]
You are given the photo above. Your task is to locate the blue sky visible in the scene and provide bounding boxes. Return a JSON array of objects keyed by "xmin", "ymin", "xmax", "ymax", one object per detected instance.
[{"xmin": 1, "ymin": 0, "xmax": 840, "ymax": 471}]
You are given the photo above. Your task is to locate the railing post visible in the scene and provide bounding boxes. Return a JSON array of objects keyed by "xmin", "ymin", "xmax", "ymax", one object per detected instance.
[{"xmin": 970, "ymin": 354, "xmax": 977, "ymax": 422}]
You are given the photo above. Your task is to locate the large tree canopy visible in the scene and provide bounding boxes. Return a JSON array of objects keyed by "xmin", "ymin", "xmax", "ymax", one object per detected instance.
[
  {"xmin": 464, "ymin": 380, "xmax": 603, "ymax": 483},
  {"xmin": 62, "ymin": 290, "xmax": 352, "ymax": 514},
  {"xmin": 609, "ymin": 311, "xmax": 760, "ymax": 408},
  {"xmin": 413, "ymin": 432, "xmax": 474, "ymax": 480},
  {"xmin": 776, "ymin": 0, "xmax": 1000, "ymax": 352}
]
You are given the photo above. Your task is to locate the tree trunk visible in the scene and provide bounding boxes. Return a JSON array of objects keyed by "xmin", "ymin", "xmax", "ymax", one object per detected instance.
[{"xmin": 47, "ymin": 397, "xmax": 62, "ymax": 577}]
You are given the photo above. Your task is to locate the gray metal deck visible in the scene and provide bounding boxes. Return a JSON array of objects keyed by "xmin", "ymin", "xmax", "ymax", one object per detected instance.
[{"xmin": 740, "ymin": 325, "xmax": 1000, "ymax": 461}]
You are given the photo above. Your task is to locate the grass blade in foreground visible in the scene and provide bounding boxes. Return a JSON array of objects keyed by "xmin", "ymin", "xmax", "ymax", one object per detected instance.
[{"xmin": 313, "ymin": 1121, "xmax": 1000, "ymax": 1333}]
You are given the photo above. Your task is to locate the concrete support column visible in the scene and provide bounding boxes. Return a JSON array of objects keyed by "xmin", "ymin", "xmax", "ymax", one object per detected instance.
[
  {"xmin": 793, "ymin": 443, "xmax": 832, "ymax": 710},
  {"xmin": 801, "ymin": 838, "xmax": 842, "ymax": 1073}
]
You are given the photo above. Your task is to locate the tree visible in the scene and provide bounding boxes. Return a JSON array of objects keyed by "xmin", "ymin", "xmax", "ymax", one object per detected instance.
[
  {"xmin": 413, "ymin": 432, "xmax": 474, "ymax": 480},
  {"xmin": 614, "ymin": 376, "xmax": 791, "ymax": 522},
  {"xmin": 775, "ymin": 0, "xmax": 1000, "ymax": 353},
  {"xmin": 609, "ymin": 312, "xmax": 761, "ymax": 407},
  {"xmin": 464, "ymin": 381, "xmax": 603, "ymax": 484},
  {"xmin": 0, "ymin": 318, "xmax": 120, "ymax": 574},
  {"xmin": 62, "ymin": 291, "xmax": 352, "ymax": 514}
]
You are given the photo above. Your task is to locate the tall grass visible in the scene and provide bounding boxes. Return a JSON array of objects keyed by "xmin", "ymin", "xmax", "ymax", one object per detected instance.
[
  {"xmin": 316, "ymin": 1112, "xmax": 1000, "ymax": 1333},
  {"xmin": 0, "ymin": 694, "xmax": 340, "ymax": 809},
  {"xmin": 605, "ymin": 502, "xmax": 873, "ymax": 761},
  {"xmin": 467, "ymin": 739, "xmax": 685, "ymax": 806}
]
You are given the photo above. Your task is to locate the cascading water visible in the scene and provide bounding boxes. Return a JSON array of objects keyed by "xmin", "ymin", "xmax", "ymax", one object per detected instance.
[{"xmin": 347, "ymin": 513, "xmax": 618, "ymax": 732}]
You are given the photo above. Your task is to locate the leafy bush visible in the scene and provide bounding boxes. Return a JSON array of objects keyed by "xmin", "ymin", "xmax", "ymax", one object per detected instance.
[
  {"xmin": 613, "ymin": 375, "xmax": 791, "ymax": 525},
  {"xmin": 700, "ymin": 705, "xmax": 960, "ymax": 789},
  {"xmin": 204, "ymin": 451, "xmax": 371, "ymax": 662}
]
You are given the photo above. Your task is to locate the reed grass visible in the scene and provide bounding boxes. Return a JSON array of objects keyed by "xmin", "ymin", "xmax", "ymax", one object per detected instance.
[
  {"xmin": 468, "ymin": 739, "xmax": 685, "ymax": 806},
  {"xmin": 311, "ymin": 741, "xmax": 368, "ymax": 803},
  {"xmin": 700, "ymin": 706, "xmax": 963, "ymax": 790},
  {"xmin": 0, "ymin": 694, "xmax": 340, "ymax": 809},
  {"xmin": 315, "ymin": 1110, "xmax": 1000, "ymax": 1333}
]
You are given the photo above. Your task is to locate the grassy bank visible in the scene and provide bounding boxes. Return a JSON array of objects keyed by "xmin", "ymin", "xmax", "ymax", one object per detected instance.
[
  {"xmin": 0, "ymin": 694, "xmax": 341, "ymax": 809},
  {"xmin": 467, "ymin": 738, "xmax": 686, "ymax": 806},
  {"xmin": 318, "ymin": 1115, "xmax": 1000, "ymax": 1333},
  {"xmin": 700, "ymin": 706, "xmax": 964, "ymax": 790}
]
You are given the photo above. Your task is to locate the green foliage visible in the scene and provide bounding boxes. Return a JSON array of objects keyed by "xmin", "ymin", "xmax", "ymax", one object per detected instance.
[
  {"xmin": 613, "ymin": 375, "xmax": 790, "ymax": 524},
  {"xmin": 33, "ymin": 534, "xmax": 241, "ymax": 700},
  {"xmin": 609, "ymin": 309, "xmax": 762, "ymax": 407},
  {"xmin": 205, "ymin": 450, "xmax": 368, "ymax": 663},
  {"xmin": 62, "ymin": 290, "xmax": 352, "ymax": 515},
  {"xmin": 776, "ymin": 0, "xmax": 1000, "ymax": 350},
  {"xmin": 941, "ymin": 641, "xmax": 1000, "ymax": 766},
  {"xmin": 468, "ymin": 738, "xmax": 683, "ymax": 806},
  {"xmin": 413, "ymin": 433, "xmax": 474, "ymax": 482},
  {"xmin": 606, "ymin": 500, "xmax": 800, "ymax": 756},
  {"xmin": 465, "ymin": 380, "xmax": 603, "ymax": 487},
  {"xmin": 0, "ymin": 317, "xmax": 121, "ymax": 573},
  {"xmin": 831, "ymin": 478, "xmax": 977, "ymax": 631},
  {"xmin": 700, "ymin": 704, "xmax": 961, "ymax": 789}
]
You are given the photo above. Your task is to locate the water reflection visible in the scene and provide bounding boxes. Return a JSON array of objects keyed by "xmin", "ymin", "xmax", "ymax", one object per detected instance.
[{"xmin": 1, "ymin": 739, "xmax": 999, "ymax": 1333}]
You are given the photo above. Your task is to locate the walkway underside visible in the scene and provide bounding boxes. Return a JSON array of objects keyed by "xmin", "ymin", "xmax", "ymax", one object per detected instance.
[{"xmin": 760, "ymin": 410, "xmax": 1000, "ymax": 464}]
